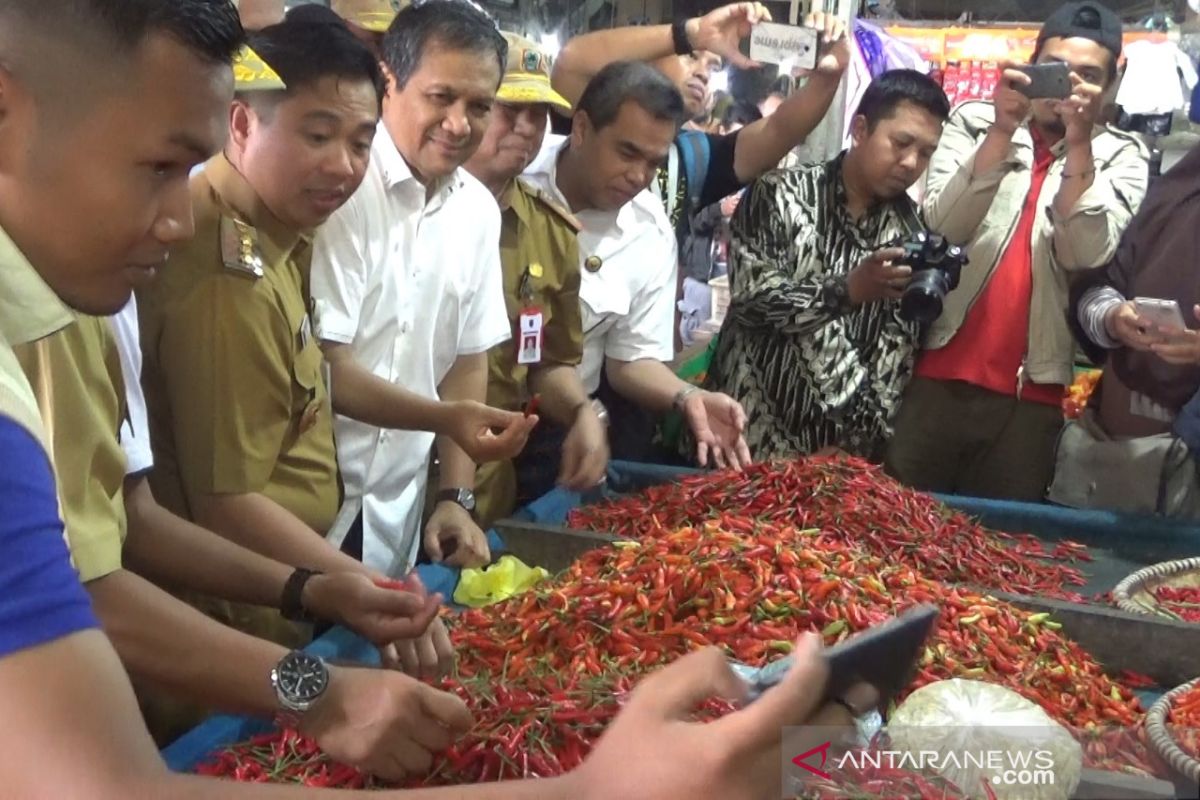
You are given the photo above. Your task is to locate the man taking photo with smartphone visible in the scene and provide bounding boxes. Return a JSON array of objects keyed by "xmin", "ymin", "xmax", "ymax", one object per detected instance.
[{"xmin": 886, "ymin": 1, "xmax": 1149, "ymax": 502}]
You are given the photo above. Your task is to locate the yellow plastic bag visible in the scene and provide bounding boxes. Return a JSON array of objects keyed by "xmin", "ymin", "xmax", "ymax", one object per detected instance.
[{"xmin": 453, "ymin": 555, "xmax": 550, "ymax": 608}]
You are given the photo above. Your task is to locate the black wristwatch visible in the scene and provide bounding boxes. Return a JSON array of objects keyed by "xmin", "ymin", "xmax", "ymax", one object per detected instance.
[
  {"xmin": 671, "ymin": 19, "xmax": 693, "ymax": 56},
  {"xmin": 280, "ymin": 567, "xmax": 322, "ymax": 622},
  {"xmin": 436, "ymin": 487, "xmax": 477, "ymax": 514}
]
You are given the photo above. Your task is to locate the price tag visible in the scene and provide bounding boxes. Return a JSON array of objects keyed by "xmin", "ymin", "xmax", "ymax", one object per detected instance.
[{"xmin": 749, "ymin": 22, "xmax": 819, "ymax": 71}]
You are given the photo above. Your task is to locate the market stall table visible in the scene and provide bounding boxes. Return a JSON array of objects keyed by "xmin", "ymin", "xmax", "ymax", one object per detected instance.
[{"xmin": 165, "ymin": 459, "xmax": 1200, "ymax": 797}]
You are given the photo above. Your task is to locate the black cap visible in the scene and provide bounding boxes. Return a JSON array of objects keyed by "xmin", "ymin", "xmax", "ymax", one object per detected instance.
[{"xmin": 1037, "ymin": 2, "xmax": 1123, "ymax": 60}]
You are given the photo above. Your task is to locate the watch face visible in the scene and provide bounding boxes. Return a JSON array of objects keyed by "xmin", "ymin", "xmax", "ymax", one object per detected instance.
[
  {"xmin": 276, "ymin": 652, "xmax": 328, "ymax": 706},
  {"xmin": 459, "ymin": 490, "xmax": 477, "ymax": 512}
]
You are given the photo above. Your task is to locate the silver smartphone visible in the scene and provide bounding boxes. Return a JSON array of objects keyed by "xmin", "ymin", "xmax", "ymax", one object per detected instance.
[{"xmin": 1133, "ymin": 297, "xmax": 1187, "ymax": 331}]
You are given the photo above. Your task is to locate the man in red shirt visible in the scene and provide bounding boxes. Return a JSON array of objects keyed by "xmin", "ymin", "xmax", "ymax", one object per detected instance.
[{"xmin": 886, "ymin": 1, "xmax": 1148, "ymax": 501}]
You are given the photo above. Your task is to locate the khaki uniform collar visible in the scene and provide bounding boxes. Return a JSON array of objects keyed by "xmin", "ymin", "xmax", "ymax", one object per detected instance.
[
  {"xmin": 205, "ymin": 154, "xmax": 310, "ymax": 265},
  {"xmin": 0, "ymin": 222, "xmax": 73, "ymax": 347},
  {"xmin": 510, "ymin": 177, "xmax": 582, "ymax": 233}
]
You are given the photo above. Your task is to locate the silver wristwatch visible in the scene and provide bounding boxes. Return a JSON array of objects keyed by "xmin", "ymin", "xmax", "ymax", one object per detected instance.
[{"xmin": 271, "ymin": 650, "xmax": 330, "ymax": 726}]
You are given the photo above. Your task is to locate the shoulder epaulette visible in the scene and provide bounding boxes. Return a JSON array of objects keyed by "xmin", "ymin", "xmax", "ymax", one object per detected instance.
[{"xmin": 220, "ymin": 216, "xmax": 265, "ymax": 279}]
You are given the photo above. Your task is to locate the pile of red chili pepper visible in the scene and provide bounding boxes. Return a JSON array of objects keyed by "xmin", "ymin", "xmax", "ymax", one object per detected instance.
[
  {"xmin": 1151, "ymin": 585, "xmax": 1200, "ymax": 623},
  {"xmin": 197, "ymin": 517, "xmax": 1160, "ymax": 793},
  {"xmin": 568, "ymin": 458, "xmax": 1090, "ymax": 600},
  {"xmin": 1167, "ymin": 682, "xmax": 1200, "ymax": 761}
]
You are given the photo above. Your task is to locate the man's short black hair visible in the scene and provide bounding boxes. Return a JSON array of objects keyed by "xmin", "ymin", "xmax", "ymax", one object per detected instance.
[
  {"xmin": 854, "ymin": 69, "xmax": 950, "ymax": 131},
  {"xmin": 0, "ymin": 0, "xmax": 243, "ymax": 65},
  {"xmin": 248, "ymin": 17, "xmax": 385, "ymax": 110},
  {"xmin": 381, "ymin": 1, "xmax": 506, "ymax": 91},
  {"xmin": 576, "ymin": 60, "xmax": 687, "ymax": 132}
]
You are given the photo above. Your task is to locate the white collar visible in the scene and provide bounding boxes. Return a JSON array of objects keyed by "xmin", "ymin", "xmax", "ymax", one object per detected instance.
[
  {"xmin": 374, "ymin": 124, "xmax": 463, "ymax": 201},
  {"xmin": 527, "ymin": 135, "xmax": 648, "ymax": 237}
]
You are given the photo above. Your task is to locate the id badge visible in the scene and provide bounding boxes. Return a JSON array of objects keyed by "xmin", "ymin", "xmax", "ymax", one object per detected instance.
[{"xmin": 517, "ymin": 307, "xmax": 544, "ymax": 365}]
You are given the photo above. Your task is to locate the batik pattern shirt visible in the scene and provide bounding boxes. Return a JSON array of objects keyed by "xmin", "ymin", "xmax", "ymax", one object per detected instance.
[{"xmin": 706, "ymin": 155, "xmax": 924, "ymax": 460}]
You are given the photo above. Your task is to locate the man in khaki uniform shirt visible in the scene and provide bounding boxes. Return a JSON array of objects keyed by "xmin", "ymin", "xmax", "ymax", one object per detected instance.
[
  {"xmin": 466, "ymin": 33, "xmax": 609, "ymax": 525},
  {"xmin": 138, "ymin": 29, "xmax": 443, "ymax": 655},
  {"xmin": 14, "ymin": 318, "xmax": 127, "ymax": 583},
  {"xmin": 141, "ymin": 154, "xmax": 340, "ymax": 538}
]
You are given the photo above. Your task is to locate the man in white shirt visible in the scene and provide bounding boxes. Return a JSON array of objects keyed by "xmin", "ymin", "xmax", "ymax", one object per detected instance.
[
  {"xmin": 523, "ymin": 61, "xmax": 750, "ymax": 470},
  {"xmin": 312, "ymin": 2, "xmax": 534, "ymax": 576}
]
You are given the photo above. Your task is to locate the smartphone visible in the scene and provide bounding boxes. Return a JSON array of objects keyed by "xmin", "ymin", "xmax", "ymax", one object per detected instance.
[
  {"xmin": 1014, "ymin": 63, "xmax": 1071, "ymax": 99},
  {"xmin": 749, "ymin": 22, "xmax": 820, "ymax": 72},
  {"xmin": 1133, "ymin": 297, "xmax": 1188, "ymax": 331},
  {"xmin": 735, "ymin": 604, "xmax": 939, "ymax": 711}
]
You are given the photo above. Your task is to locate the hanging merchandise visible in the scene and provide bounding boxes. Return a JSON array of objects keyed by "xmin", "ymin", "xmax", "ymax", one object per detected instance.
[
  {"xmin": 1116, "ymin": 39, "xmax": 1198, "ymax": 116},
  {"xmin": 842, "ymin": 22, "xmax": 931, "ymax": 148},
  {"xmin": 939, "ymin": 60, "xmax": 1000, "ymax": 107},
  {"xmin": 855, "ymin": 23, "xmax": 887, "ymax": 79}
]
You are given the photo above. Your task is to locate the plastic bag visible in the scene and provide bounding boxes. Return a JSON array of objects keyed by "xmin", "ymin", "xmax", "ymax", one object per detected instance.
[
  {"xmin": 888, "ymin": 679, "xmax": 1082, "ymax": 800},
  {"xmin": 452, "ymin": 555, "xmax": 550, "ymax": 608}
]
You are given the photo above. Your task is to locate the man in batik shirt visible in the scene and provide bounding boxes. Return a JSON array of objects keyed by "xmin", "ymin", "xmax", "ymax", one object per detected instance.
[{"xmin": 708, "ymin": 70, "xmax": 949, "ymax": 460}]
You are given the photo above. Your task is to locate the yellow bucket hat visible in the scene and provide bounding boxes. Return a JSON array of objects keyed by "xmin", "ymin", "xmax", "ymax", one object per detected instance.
[
  {"xmin": 496, "ymin": 31, "xmax": 572, "ymax": 112},
  {"xmin": 330, "ymin": 0, "xmax": 405, "ymax": 33},
  {"xmin": 232, "ymin": 45, "xmax": 285, "ymax": 92}
]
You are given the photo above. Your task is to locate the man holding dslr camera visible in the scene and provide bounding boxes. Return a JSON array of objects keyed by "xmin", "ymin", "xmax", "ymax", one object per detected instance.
[
  {"xmin": 707, "ymin": 70, "xmax": 951, "ymax": 461},
  {"xmin": 886, "ymin": 1, "xmax": 1148, "ymax": 502}
]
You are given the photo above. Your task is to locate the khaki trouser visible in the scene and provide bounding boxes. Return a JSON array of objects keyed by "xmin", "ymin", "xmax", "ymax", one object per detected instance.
[{"xmin": 885, "ymin": 377, "xmax": 1063, "ymax": 502}]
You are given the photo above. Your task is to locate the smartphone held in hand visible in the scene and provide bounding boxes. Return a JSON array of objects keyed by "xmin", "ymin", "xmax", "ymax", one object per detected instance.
[
  {"xmin": 733, "ymin": 604, "xmax": 939, "ymax": 712},
  {"xmin": 1133, "ymin": 297, "xmax": 1188, "ymax": 331},
  {"xmin": 749, "ymin": 22, "xmax": 819, "ymax": 71},
  {"xmin": 1014, "ymin": 63, "xmax": 1071, "ymax": 99}
]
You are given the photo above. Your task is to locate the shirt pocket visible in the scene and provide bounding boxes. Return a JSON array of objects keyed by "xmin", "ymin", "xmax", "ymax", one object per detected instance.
[{"xmin": 579, "ymin": 268, "xmax": 631, "ymax": 337}]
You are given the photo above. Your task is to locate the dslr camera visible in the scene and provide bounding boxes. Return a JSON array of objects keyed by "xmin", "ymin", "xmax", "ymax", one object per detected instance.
[{"xmin": 889, "ymin": 231, "xmax": 968, "ymax": 324}]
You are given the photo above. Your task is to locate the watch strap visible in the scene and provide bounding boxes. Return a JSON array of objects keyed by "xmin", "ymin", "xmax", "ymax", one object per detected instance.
[
  {"xmin": 281, "ymin": 568, "xmax": 322, "ymax": 622},
  {"xmin": 436, "ymin": 488, "xmax": 476, "ymax": 513},
  {"xmin": 671, "ymin": 19, "xmax": 692, "ymax": 56}
]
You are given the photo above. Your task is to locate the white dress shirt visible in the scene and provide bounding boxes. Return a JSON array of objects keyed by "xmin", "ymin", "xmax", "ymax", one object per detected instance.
[
  {"xmin": 109, "ymin": 297, "xmax": 154, "ymax": 476},
  {"xmin": 311, "ymin": 125, "xmax": 509, "ymax": 575},
  {"xmin": 522, "ymin": 135, "xmax": 677, "ymax": 395}
]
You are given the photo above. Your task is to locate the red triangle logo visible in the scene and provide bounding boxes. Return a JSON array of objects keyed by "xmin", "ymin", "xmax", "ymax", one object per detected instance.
[{"xmin": 791, "ymin": 741, "xmax": 833, "ymax": 780}]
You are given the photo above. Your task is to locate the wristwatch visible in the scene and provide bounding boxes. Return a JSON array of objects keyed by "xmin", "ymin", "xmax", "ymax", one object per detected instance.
[
  {"xmin": 436, "ymin": 487, "xmax": 477, "ymax": 514},
  {"xmin": 280, "ymin": 567, "xmax": 322, "ymax": 623},
  {"xmin": 271, "ymin": 650, "xmax": 330, "ymax": 727}
]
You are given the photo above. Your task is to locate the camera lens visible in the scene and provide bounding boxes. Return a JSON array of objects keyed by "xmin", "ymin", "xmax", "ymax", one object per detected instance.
[{"xmin": 900, "ymin": 270, "xmax": 951, "ymax": 323}]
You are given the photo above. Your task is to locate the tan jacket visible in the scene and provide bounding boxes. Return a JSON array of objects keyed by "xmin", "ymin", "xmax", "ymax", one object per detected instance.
[{"xmin": 922, "ymin": 101, "xmax": 1149, "ymax": 387}]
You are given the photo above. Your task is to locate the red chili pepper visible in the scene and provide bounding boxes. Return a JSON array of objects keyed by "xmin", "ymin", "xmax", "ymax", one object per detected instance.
[
  {"xmin": 523, "ymin": 394, "xmax": 540, "ymax": 418},
  {"xmin": 199, "ymin": 460, "xmax": 1160, "ymax": 791}
]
